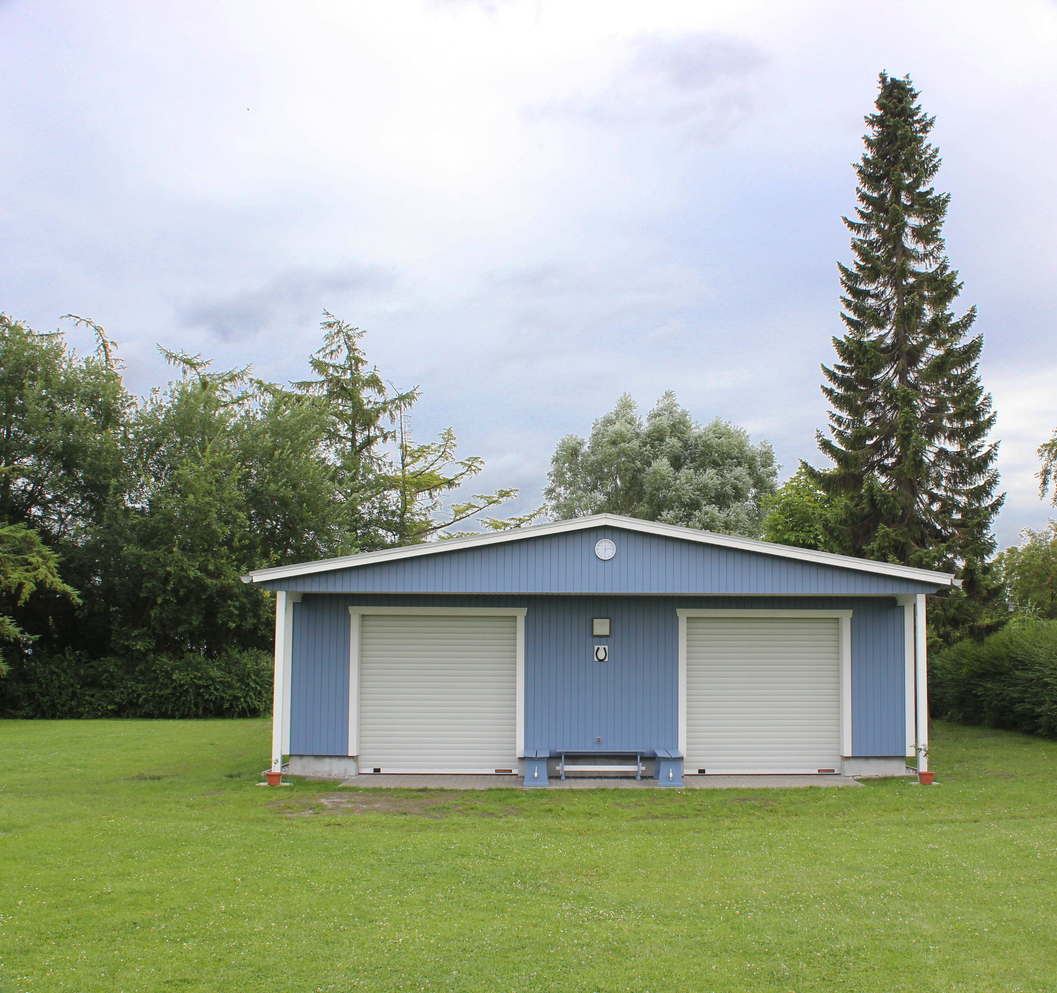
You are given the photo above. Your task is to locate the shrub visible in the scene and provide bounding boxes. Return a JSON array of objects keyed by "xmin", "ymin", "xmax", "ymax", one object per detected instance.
[
  {"xmin": 931, "ymin": 619, "xmax": 1057, "ymax": 739},
  {"xmin": 0, "ymin": 649, "xmax": 272, "ymax": 719},
  {"xmin": 128, "ymin": 650, "xmax": 272, "ymax": 719}
]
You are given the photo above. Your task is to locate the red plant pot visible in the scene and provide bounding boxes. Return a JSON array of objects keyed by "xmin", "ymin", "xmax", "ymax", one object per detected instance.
[
  {"xmin": 265, "ymin": 771, "xmax": 283, "ymax": 786},
  {"xmin": 918, "ymin": 770, "xmax": 935, "ymax": 785}
]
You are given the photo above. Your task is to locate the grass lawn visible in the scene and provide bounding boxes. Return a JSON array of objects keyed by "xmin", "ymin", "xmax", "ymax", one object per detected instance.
[{"xmin": 1, "ymin": 721, "xmax": 1056, "ymax": 992}]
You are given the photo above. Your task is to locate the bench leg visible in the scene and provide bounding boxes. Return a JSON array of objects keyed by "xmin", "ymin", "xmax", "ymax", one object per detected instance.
[
  {"xmin": 523, "ymin": 757, "xmax": 549, "ymax": 787},
  {"xmin": 655, "ymin": 756, "xmax": 683, "ymax": 787}
]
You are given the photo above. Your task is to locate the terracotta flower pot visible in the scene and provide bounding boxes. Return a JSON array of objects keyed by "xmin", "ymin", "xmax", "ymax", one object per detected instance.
[
  {"xmin": 265, "ymin": 771, "xmax": 283, "ymax": 786},
  {"xmin": 918, "ymin": 770, "xmax": 935, "ymax": 785}
]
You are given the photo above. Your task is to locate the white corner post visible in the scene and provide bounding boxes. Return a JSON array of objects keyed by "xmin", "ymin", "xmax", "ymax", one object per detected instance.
[
  {"xmin": 271, "ymin": 591, "xmax": 301, "ymax": 774},
  {"xmin": 914, "ymin": 593, "xmax": 929, "ymax": 773},
  {"xmin": 840, "ymin": 613, "xmax": 853, "ymax": 758}
]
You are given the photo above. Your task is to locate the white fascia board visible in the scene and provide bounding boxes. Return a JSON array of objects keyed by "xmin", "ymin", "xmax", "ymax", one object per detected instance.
[{"xmin": 241, "ymin": 513, "xmax": 958, "ymax": 588}]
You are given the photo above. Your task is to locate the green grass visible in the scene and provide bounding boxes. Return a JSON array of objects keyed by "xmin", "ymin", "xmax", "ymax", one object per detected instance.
[{"xmin": 1, "ymin": 721, "xmax": 1056, "ymax": 992}]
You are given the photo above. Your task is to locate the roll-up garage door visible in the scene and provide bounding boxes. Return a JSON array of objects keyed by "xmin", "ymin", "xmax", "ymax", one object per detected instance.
[
  {"xmin": 685, "ymin": 616, "xmax": 841, "ymax": 774},
  {"xmin": 358, "ymin": 614, "xmax": 517, "ymax": 774}
]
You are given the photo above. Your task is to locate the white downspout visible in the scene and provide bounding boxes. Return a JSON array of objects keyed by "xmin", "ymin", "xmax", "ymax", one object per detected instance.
[
  {"xmin": 271, "ymin": 591, "xmax": 288, "ymax": 775},
  {"xmin": 914, "ymin": 593, "xmax": 929, "ymax": 773},
  {"xmin": 282, "ymin": 597, "xmax": 302, "ymax": 758}
]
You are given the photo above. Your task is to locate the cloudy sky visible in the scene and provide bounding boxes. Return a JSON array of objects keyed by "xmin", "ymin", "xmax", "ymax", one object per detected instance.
[{"xmin": 2, "ymin": 0, "xmax": 1055, "ymax": 547}]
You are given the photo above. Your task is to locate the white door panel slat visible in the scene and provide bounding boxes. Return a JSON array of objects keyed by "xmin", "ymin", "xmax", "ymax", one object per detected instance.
[
  {"xmin": 686, "ymin": 617, "xmax": 841, "ymax": 774},
  {"xmin": 359, "ymin": 614, "xmax": 516, "ymax": 773}
]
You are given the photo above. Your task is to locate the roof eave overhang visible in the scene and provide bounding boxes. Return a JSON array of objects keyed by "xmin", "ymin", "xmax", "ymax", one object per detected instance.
[{"xmin": 241, "ymin": 514, "xmax": 959, "ymax": 589}]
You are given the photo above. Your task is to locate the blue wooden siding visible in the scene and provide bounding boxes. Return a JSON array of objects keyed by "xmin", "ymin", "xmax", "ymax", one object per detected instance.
[
  {"xmin": 259, "ymin": 526, "xmax": 943, "ymax": 597},
  {"xmin": 523, "ymin": 597, "xmax": 678, "ymax": 754},
  {"xmin": 289, "ymin": 596, "xmax": 350, "ymax": 756},
  {"xmin": 287, "ymin": 593, "xmax": 907, "ymax": 759},
  {"xmin": 848, "ymin": 599, "xmax": 906, "ymax": 756}
]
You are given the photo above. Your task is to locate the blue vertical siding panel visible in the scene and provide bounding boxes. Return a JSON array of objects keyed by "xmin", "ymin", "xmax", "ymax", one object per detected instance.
[
  {"xmin": 850, "ymin": 600, "xmax": 906, "ymax": 756},
  {"xmin": 289, "ymin": 596, "xmax": 350, "ymax": 756},
  {"xmin": 264, "ymin": 526, "xmax": 940, "ymax": 596}
]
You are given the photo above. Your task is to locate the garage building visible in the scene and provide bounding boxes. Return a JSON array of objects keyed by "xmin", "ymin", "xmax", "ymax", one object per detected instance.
[{"xmin": 243, "ymin": 514, "xmax": 954, "ymax": 785}]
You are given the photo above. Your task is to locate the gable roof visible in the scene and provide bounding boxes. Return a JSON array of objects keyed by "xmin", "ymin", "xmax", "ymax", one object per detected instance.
[{"xmin": 242, "ymin": 513, "xmax": 959, "ymax": 588}]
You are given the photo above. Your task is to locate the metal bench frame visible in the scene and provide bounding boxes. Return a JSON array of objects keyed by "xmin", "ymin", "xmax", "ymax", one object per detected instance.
[{"xmin": 559, "ymin": 751, "xmax": 645, "ymax": 781}]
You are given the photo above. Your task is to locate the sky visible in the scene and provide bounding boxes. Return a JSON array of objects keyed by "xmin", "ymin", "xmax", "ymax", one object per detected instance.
[{"xmin": 2, "ymin": 0, "xmax": 1055, "ymax": 548}]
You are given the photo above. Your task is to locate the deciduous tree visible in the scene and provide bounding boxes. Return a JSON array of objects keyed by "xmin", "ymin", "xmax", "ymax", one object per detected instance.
[
  {"xmin": 999, "ymin": 523, "xmax": 1057, "ymax": 619},
  {"xmin": 0, "ymin": 522, "xmax": 79, "ymax": 676},
  {"xmin": 546, "ymin": 392, "xmax": 777, "ymax": 536},
  {"xmin": 0, "ymin": 309, "xmax": 529, "ymax": 680},
  {"xmin": 761, "ymin": 466, "xmax": 836, "ymax": 550}
]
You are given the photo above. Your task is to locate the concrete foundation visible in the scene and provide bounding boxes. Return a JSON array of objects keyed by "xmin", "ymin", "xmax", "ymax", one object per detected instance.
[
  {"xmin": 286, "ymin": 754, "xmax": 901, "ymax": 781},
  {"xmin": 841, "ymin": 756, "xmax": 912, "ymax": 777},
  {"xmin": 287, "ymin": 755, "xmax": 359, "ymax": 778}
]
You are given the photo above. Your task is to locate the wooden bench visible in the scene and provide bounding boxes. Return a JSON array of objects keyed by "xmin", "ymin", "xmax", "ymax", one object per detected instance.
[{"xmin": 559, "ymin": 751, "xmax": 645, "ymax": 781}]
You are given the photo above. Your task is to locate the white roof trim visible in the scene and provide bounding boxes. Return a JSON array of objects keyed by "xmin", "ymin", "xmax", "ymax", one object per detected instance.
[{"xmin": 242, "ymin": 514, "xmax": 958, "ymax": 587}]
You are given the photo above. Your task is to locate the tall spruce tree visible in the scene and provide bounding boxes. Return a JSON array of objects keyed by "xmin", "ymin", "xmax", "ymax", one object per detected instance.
[{"xmin": 813, "ymin": 74, "xmax": 1003, "ymax": 639}]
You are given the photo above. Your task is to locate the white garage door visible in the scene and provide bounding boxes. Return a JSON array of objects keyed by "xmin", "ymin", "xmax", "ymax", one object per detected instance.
[
  {"xmin": 685, "ymin": 616, "xmax": 842, "ymax": 774},
  {"xmin": 358, "ymin": 614, "xmax": 517, "ymax": 774}
]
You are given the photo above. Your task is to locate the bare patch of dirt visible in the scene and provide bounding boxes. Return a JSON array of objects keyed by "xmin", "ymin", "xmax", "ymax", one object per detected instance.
[
  {"xmin": 270, "ymin": 791, "xmax": 453, "ymax": 819},
  {"xmin": 270, "ymin": 791, "xmax": 530, "ymax": 820}
]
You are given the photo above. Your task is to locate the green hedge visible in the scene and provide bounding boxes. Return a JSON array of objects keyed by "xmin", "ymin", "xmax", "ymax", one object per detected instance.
[
  {"xmin": 0, "ymin": 649, "xmax": 272, "ymax": 719},
  {"xmin": 931, "ymin": 619, "xmax": 1057, "ymax": 739}
]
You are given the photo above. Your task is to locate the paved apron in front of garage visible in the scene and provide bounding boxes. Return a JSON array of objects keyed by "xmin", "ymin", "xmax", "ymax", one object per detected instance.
[{"xmin": 329, "ymin": 774, "xmax": 863, "ymax": 789}]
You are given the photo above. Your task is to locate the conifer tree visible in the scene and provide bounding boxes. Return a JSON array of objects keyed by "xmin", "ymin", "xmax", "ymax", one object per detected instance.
[{"xmin": 813, "ymin": 74, "xmax": 1003, "ymax": 634}]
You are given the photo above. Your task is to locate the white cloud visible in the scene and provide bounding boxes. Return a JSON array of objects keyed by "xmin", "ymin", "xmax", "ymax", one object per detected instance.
[
  {"xmin": 527, "ymin": 32, "xmax": 770, "ymax": 144},
  {"xmin": 1, "ymin": 0, "xmax": 1055, "ymax": 546},
  {"xmin": 990, "ymin": 365, "xmax": 1057, "ymax": 545}
]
